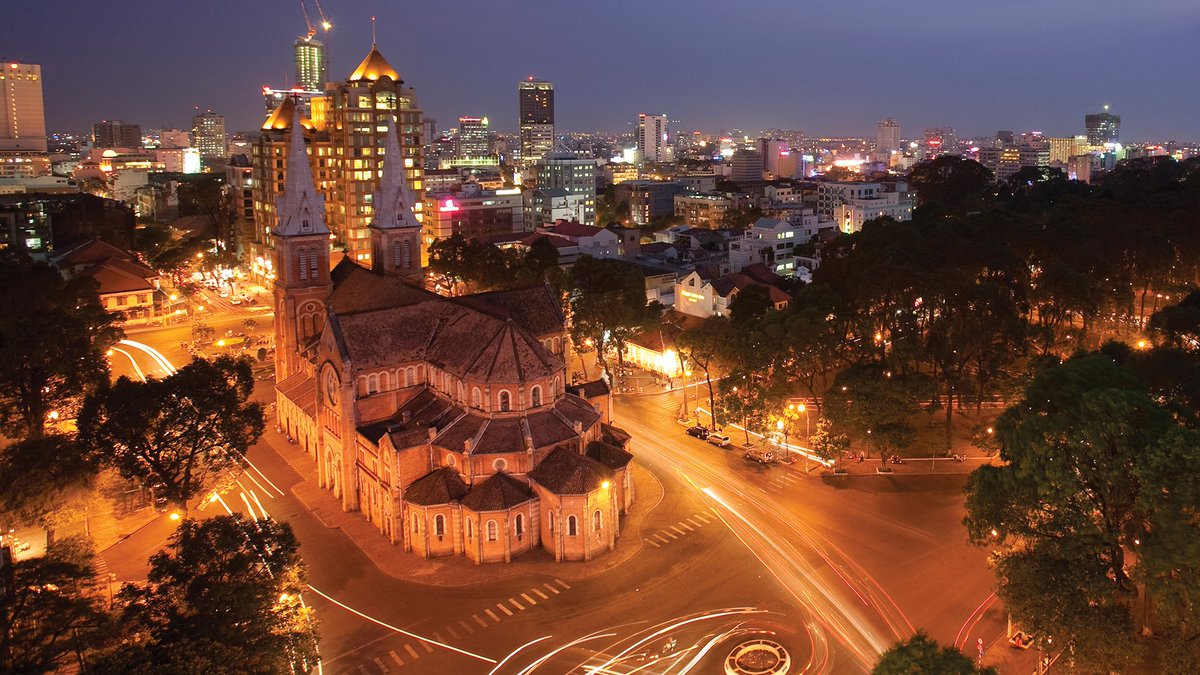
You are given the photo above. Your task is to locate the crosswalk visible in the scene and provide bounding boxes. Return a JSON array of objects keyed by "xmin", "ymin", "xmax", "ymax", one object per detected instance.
[
  {"xmin": 643, "ymin": 510, "xmax": 715, "ymax": 548},
  {"xmin": 330, "ymin": 579, "xmax": 573, "ymax": 674}
]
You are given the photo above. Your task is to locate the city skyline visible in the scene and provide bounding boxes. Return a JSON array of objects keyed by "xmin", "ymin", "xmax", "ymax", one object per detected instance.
[{"xmin": 4, "ymin": 1, "xmax": 1198, "ymax": 141}]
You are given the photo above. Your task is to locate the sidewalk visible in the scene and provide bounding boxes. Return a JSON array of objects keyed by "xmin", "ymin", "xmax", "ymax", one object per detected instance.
[{"xmin": 262, "ymin": 424, "xmax": 668, "ymax": 587}]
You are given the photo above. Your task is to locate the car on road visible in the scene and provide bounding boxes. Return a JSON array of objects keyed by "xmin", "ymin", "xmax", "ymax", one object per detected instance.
[
  {"xmin": 685, "ymin": 425, "xmax": 709, "ymax": 440},
  {"xmin": 218, "ymin": 290, "xmax": 230, "ymax": 298},
  {"xmin": 744, "ymin": 446, "xmax": 774, "ymax": 463},
  {"xmin": 230, "ymin": 297, "xmax": 242, "ymax": 305},
  {"xmin": 706, "ymin": 432, "xmax": 731, "ymax": 448}
]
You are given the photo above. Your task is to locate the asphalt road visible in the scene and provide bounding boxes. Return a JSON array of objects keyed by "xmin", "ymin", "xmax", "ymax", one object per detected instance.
[{"xmin": 101, "ymin": 308, "xmax": 1007, "ymax": 675}]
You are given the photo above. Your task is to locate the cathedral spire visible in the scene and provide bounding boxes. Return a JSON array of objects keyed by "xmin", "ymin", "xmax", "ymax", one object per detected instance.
[
  {"xmin": 369, "ymin": 116, "xmax": 420, "ymax": 231},
  {"xmin": 274, "ymin": 105, "xmax": 328, "ymax": 237}
]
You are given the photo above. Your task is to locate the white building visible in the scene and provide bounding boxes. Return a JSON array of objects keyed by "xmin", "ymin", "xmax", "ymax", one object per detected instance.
[
  {"xmin": 832, "ymin": 191, "xmax": 914, "ymax": 234},
  {"xmin": 637, "ymin": 114, "xmax": 668, "ymax": 164},
  {"xmin": 876, "ymin": 119, "xmax": 901, "ymax": 163},
  {"xmin": 537, "ymin": 221, "xmax": 620, "ymax": 260},
  {"xmin": 727, "ymin": 216, "xmax": 817, "ymax": 276}
]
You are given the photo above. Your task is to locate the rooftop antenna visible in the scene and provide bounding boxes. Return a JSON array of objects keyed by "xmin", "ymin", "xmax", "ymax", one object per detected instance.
[{"xmin": 371, "ymin": 15, "xmax": 377, "ymax": 47}]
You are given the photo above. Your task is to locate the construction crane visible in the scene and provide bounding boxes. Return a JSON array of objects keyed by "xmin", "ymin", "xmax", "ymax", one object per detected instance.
[{"xmin": 299, "ymin": 0, "xmax": 332, "ymax": 38}]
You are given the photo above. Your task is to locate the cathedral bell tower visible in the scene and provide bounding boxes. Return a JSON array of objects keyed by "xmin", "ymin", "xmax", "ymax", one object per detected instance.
[
  {"xmin": 272, "ymin": 106, "xmax": 332, "ymax": 381},
  {"xmin": 368, "ymin": 116, "xmax": 422, "ymax": 277}
]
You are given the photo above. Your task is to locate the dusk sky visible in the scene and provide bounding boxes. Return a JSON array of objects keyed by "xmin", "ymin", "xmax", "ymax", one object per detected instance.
[{"xmin": 7, "ymin": 0, "xmax": 1199, "ymax": 141}]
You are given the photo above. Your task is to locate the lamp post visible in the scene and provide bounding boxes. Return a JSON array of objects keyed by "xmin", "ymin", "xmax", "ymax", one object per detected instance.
[{"xmin": 775, "ymin": 419, "xmax": 790, "ymax": 463}]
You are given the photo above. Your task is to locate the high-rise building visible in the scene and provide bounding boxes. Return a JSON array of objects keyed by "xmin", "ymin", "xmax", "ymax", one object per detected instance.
[
  {"xmin": 518, "ymin": 78, "xmax": 554, "ymax": 164},
  {"xmin": 92, "ymin": 120, "xmax": 142, "ymax": 149},
  {"xmin": 192, "ymin": 110, "xmax": 227, "ymax": 159},
  {"xmin": 876, "ymin": 119, "xmax": 901, "ymax": 161},
  {"xmin": 456, "ymin": 116, "xmax": 490, "ymax": 159},
  {"xmin": 923, "ymin": 127, "xmax": 958, "ymax": 159},
  {"xmin": 536, "ymin": 143, "xmax": 596, "ymax": 225},
  {"xmin": 1048, "ymin": 136, "xmax": 1090, "ymax": 165},
  {"xmin": 0, "ymin": 62, "xmax": 47, "ymax": 153},
  {"xmin": 731, "ymin": 148, "xmax": 764, "ymax": 186},
  {"xmin": 294, "ymin": 35, "xmax": 329, "ymax": 92},
  {"xmin": 637, "ymin": 114, "xmax": 668, "ymax": 164},
  {"xmin": 1085, "ymin": 106, "xmax": 1120, "ymax": 146}
]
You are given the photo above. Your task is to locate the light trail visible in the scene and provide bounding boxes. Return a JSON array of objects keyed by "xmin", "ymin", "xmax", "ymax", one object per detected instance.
[
  {"xmin": 515, "ymin": 631, "xmax": 617, "ymax": 675},
  {"xmin": 118, "ymin": 339, "xmax": 176, "ymax": 375},
  {"xmin": 585, "ymin": 608, "xmax": 765, "ymax": 674},
  {"xmin": 954, "ymin": 591, "xmax": 997, "ymax": 650},
  {"xmin": 486, "ymin": 636, "xmax": 554, "ymax": 675},
  {"xmin": 305, "ymin": 584, "xmax": 497, "ymax": 664},
  {"xmin": 110, "ymin": 347, "xmax": 147, "ymax": 381}
]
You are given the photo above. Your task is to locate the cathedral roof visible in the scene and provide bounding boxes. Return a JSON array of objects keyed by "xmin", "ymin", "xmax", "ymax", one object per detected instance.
[
  {"xmin": 348, "ymin": 46, "xmax": 401, "ymax": 83},
  {"xmin": 272, "ymin": 107, "xmax": 328, "ymax": 238},
  {"xmin": 404, "ymin": 467, "xmax": 468, "ymax": 506},
  {"xmin": 461, "ymin": 472, "xmax": 535, "ymax": 512},
  {"xmin": 528, "ymin": 446, "xmax": 614, "ymax": 496},
  {"xmin": 586, "ymin": 440, "xmax": 634, "ymax": 470},
  {"xmin": 369, "ymin": 117, "xmax": 420, "ymax": 231}
]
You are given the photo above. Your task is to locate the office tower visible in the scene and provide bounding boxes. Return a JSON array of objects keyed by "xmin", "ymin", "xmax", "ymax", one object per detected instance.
[
  {"xmin": 192, "ymin": 110, "xmax": 227, "ymax": 159},
  {"xmin": 923, "ymin": 127, "xmax": 958, "ymax": 159},
  {"xmin": 295, "ymin": 35, "xmax": 328, "ymax": 92},
  {"xmin": 876, "ymin": 118, "xmax": 901, "ymax": 159},
  {"xmin": 536, "ymin": 143, "xmax": 596, "ymax": 224},
  {"xmin": 759, "ymin": 139, "xmax": 790, "ymax": 176},
  {"xmin": 325, "ymin": 42, "xmax": 424, "ymax": 263},
  {"xmin": 92, "ymin": 120, "xmax": 142, "ymax": 148},
  {"xmin": 456, "ymin": 116, "xmax": 490, "ymax": 159},
  {"xmin": 637, "ymin": 113, "xmax": 668, "ymax": 164},
  {"xmin": 1085, "ymin": 106, "xmax": 1120, "ymax": 145},
  {"xmin": 0, "ymin": 62, "xmax": 47, "ymax": 153},
  {"xmin": 731, "ymin": 148, "xmax": 764, "ymax": 185},
  {"xmin": 518, "ymin": 78, "xmax": 554, "ymax": 164}
]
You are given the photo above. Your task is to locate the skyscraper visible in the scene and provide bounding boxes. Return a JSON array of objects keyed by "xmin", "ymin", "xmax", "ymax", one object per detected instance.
[
  {"xmin": 536, "ymin": 143, "xmax": 596, "ymax": 225},
  {"xmin": 456, "ymin": 116, "xmax": 490, "ymax": 159},
  {"xmin": 637, "ymin": 113, "xmax": 668, "ymax": 164},
  {"xmin": 876, "ymin": 118, "xmax": 901, "ymax": 160},
  {"xmin": 1085, "ymin": 106, "xmax": 1120, "ymax": 146},
  {"xmin": 518, "ymin": 78, "xmax": 554, "ymax": 164},
  {"xmin": 92, "ymin": 120, "xmax": 141, "ymax": 148},
  {"xmin": 192, "ymin": 111, "xmax": 227, "ymax": 159},
  {"xmin": 0, "ymin": 62, "xmax": 46, "ymax": 153},
  {"xmin": 294, "ymin": 35, "xmax": 328, "ymax": 92},
  {"xmin": 923, "ymin": 127, "xmax": 958, "ymax": 159}
]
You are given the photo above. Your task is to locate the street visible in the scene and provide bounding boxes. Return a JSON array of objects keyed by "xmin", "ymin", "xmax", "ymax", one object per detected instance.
[{"xmin": 99, "ymin": 310, "xmax": 1007, "ymax": 674}]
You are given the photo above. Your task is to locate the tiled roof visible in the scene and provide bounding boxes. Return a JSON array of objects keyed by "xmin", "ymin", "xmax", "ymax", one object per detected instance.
[
  {"xmin": 528, "ymin": 446, "xmax": 614, "ymax": 495},
  {"xmin": 52, "ymin": 238, "xmax": 134, "ymax": 267},
  {"xmin": 567, "ymin": 378, "xmax": 610, "ymax": 400},
  {"xmin": 460, "ymin": 472, "xmax": 535, "ymax": 512},
  {"xmin": 327, "ymin": 261, "xmax": 435, "ymax": 314},
  {"xmin": 276, "ymin": 372, "xmax": 317, "ymax": 416},
  {"xmin": 80, "ymin": 263, "xmax": 156, "ymax": 295},
  {"xmin": 404, "ymin": 467, "xmax": 468, "ymax": 506},
  {"xmin": 452, "ymin": 284, "xmax": 564, "ymax": 338},
  {"xmin": 546, "ymin": 221, "xmax": 604, "ymax": 238},
  {"xmin": 739, "ymin": 263, "xmax": 783, "ymax": 286},
  {"xmin": 472, "ymin": 416, "xmax": 526, "ymax": 455},
  {"xmin": 600, "ymin": 423, "xmax": 632, "ymax": 448},
  {"xmin": 586, "ymin": 441, "xmax": 633, "ymax": 470}
]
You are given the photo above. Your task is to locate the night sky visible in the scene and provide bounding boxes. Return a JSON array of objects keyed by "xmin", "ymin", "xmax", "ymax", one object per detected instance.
[{"xmin": 7, "ymin": 1, "xmax": 1198, "ymax": 141}]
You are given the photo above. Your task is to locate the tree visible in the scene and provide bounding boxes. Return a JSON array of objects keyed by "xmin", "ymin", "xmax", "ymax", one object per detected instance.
[
  {"xmin": 0, "ymin": 535, "xmax": 111, "ymax": 674},
  {"xmin": 1148, "ymin": 290, "xmax": 1200, "ymax": 350},
  {"xmin": 676, "ymin": 316, "xmax": 733, "ymax": 427},
  {"xmin": 79, "ymin": 356, "xmax": 264, "ymax": 512},
  {"xmin": 907, "ymin": 155, "xmax": 994, "ymax": 214},
  {"xmin": 963, "ymin": 354, "xmax": 1200, "ymax": 672},
  {"xmin": 567, "ymin": 256, "xmax": 661, "ymax": 377},
  {"xmin": 0, "ymin": 252, "xmax": 123, "ymax": 439},
  {"xmin": 241, "ymin": 318, "xmax": 259, "ymax": 334},
  {"xmin": 0, "ymin": 435, "xmax": 99, "ymax": 545},
  {"xmin": 190, "ymin": 322, "xmax": 215, "ymax": 344},
  {"xmin": 824, "ymin": 364, "xmax": 928, "ymax": 460},
  {"xmin": 728, "ymin": 284, "xmax": 773, "ymax": 325},
  {"xmin": 873, "ymin": 631, "xmax": 996, "ymax": 674},
  {"xmin": 95, "ymin": 515, "xmax": 318, "ymax": 674},
  {"xmin": 715, "ymin": 370, "xmax": 784, "ymax": 444},
  {"xmin": 808, "ymin": 417, "xmax": 849, "ymax": 462}
]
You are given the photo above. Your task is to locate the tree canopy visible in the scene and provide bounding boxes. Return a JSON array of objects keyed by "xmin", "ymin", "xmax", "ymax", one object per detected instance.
[
  {"xmin": 567, "ymin": 255, "xmax": 661, "ymax": 374},
  {"xmin": 873, "ymin": 631, "xmax": 996, "ymax": 675},
  {"xmin": 0, "ymin": 435, "xmax": 99, "ymax": 544}
]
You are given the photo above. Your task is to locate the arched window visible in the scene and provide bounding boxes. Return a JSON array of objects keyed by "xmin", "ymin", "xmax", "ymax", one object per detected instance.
[
  {"xmin": 593, "ymin": 510, "xmax": 602, "ymax": 533},
  {"xmin": 434, "ymin": 514, "xmax": 445, "ymax": 537},
  {"xmin": 466, "ymin": 519, "xmax": 473, "ymax": 539},
  {"xmin": 392, "ymin": 240, "xmax": 403, "ymax": 268},
  {"xmin": 309, "ymin": 250, "xmax": 319, "ymax": 279},
  {"xmin": 530, "ymin": 385, "xmax": 542, "ymax": 408},
  {"xmin": 379, "ymin": 372, "xmax": 389, "ymax": 390},
  {"xmin": 486, "ymin": 520, "xmax": 497, "ymax": 541},
  {"xmin": 471, "ymin": 387, "xmax": 482, "ymax": 408},
  {"xmin": 548, "ymin": 512, "xmax": 555, "ymax": 533},
  {"xmin": 411, "ymin": 513, "xmax": 419, "ymax": 533},
  {"xmin": 367, "ymin": 374, "xmax": 378, "ymax": 395},
  {"xmin": 445, "ymin": 454, "xmax": 456, "ymax": 468},
  {"xmin": 298, "ymin": 248, "xmax": 310, "ymax": 281},
  {"xmin": 552, "ymin": 337, "xmax": 561, "ymax": 353},
  {"xmin": 515, "ymin": 514, "xmax": 524, "ymax": 537},
  {"xmin": 498, "ymin": 390, "xmax": 511, "ymax": 412},
  {"xmin": 407, "ymin": 367, "xmax": 417, "ymax": 384},
  {"xmin": 567, "ymin": 515, "xmax": 578, "ymax": 536},
  {"xmin": 553, "ymin": 376, "xmax": 561, "ymax": 395}
]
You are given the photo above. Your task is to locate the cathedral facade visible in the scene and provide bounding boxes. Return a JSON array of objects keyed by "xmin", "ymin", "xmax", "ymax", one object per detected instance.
[{"xmin": 271, "ymin": 105, "xmax": 634, "ymax": 564}]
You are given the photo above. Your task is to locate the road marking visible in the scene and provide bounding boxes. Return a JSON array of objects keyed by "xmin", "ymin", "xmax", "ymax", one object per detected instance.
[
  {"xmin": 445, "ymin": 625, "xmax": 460, "ymax": 639},
  {"xmin": 520, "ymin": 592, "xmax": 537, "ymax": 606},
  {"xmin": 420, "ymin": 642, "xmax": 433, "ymax": 654},
  {"xmin": 357, "ymin": 664, "xmax": 371, "ymax": 674},
  {"xmin": 543, "ymin": 583, "xmax": 561, "ymax": 595},
  {"xmin": 459, "ymin": 620, "xmax": 475, "ymax": 634},
  {"xmin": 508, "ymin": 597, "xmax": 526, "ymax": 611},
  {"xmin": 497, "ymin": 603, "xmax": 514, "ymax": 616},
  {"xmin": 485, "ymin": 608, "xmax": 500, "ymax": 622},
  {"xmin": 388, "ymin": 650, "xmax": 405, "ymax": 667},
  {"xmin": 432, "ymin": 632, "xmax": 444, "ymax": 644},
  {"xmin": 645, "ymin": 537, "xmax": 661, "ymax": 548},
  {"xmin": 782, "ymin": 473, "xmax": 798, "ymax": 483},
  {"xmin": 532, "ymin": 588, "xmax": 549, "ymax": 600},
  {"xmin": 403, "ymin": 644, "xmax": 419, "ymax": 660},
  {"xmin": 660, "ymin": 529, "xmax": 678, "ymax": 540},
  {"xmin": 671, "ymin": 524, "xmax": 688, "ymax": 534},
  {"xmin": 679, "ymin": 521, "xmax": 695, "ymax": 531},
  {"xmin": 473, "ymin": 614, "xmax": 489, "ymax": 627},
  {"xmin": 652, "ymin": 533, "xmax": 670, "ymax": 544},
  {"xmin": 374, "ymin": 656, "xmax": 390, "ymax": 672},
  {"xmin": 554, "ymin": 579, "xmax": 571, "ymax": 590},
  {"xmin": 686, "ymin": 517, "xmax": 705, "ymax": 528},
  {"xmin": 694, "ymin": 512, "xmax": 712, "ymax": 523}
]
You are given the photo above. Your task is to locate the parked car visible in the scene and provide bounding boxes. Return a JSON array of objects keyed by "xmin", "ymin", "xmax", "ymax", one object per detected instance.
[
  {"xmin": 685, "ymin": 425, "xmax": 709, "ymax": 440},
  {"xmin": 707, "ymin": 432, "xmax": 732, "ymax": 448},
  {"xmin": 744, "ymin": 446, "xmax": 774, "ymax": 463}
]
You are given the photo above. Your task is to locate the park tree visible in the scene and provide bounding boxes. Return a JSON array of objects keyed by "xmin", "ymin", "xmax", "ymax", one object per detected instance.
[
  {"xmin": 963, "ymin": 353, "xmax": 1200, "ymax": 672},
  {"xmin": 752, "ymin": 282, "xmax": 847, "ymax": 408},
  {"xmin": 0, "ymin": 252, "xmax": 123, "ymax": 439},
  {"xmin": 808, "ymin": 417, "xmax": 849, "ymax": 462},
  {"xmin": 79, "ymin": 356, "xmax": 264, "ymax": 513},
  {"xmin": 567, "ymin": 256, "xmax": 661, "ymax": 377},
  {"xmin": 873, "ymin": 630, "xmax": 996, "ymax": 675},
  {"xmin": 190, "ymin": 322, "xmax": 215, "ymax": 345},
  {"xmin": 1148, "ymin": 290, "xmax": 1200, "ymax": 350},
  {"xmin": 95, "ymin": 515, "xmax": 318, "ymax": 675},
  {"xmin": 0, "ymin": 435, "xmax": 99, "ymax": 545},
  {"xmin": 824, "ymin": 364, "xmax": 929, "ymax": 460},
  {"xmin": 0, "ymin": 535, "xmax": 111, "ymax": 674},
  {"xmin": 676, "ymin": 316, "xmax": 733, "ymax": 427},
  {"xmin": 728, "ymin": 284, "xmax": 774, "ymax": 325},
  {"xmin": 714, "ymin": 370, "xmax": 785, "ymax": 444},
  {"xmin": 906, "ymin": 155, "xmax": 994, "ymax": 214}
]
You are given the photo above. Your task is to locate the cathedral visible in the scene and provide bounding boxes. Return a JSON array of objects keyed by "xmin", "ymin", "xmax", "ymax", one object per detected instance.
[{"xmin": 271, "ymin": 93, "xmax": 634, "ymax": 564}]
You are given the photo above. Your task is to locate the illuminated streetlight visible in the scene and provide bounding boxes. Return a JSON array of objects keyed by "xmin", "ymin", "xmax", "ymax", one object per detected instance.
[
  {"xmin": 168, "ymin": 512, "xmax": 181, "ymax": 521},
  {"xmin": 601, "ymin": 480, "xmax": 611, "ymax": 490}
]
